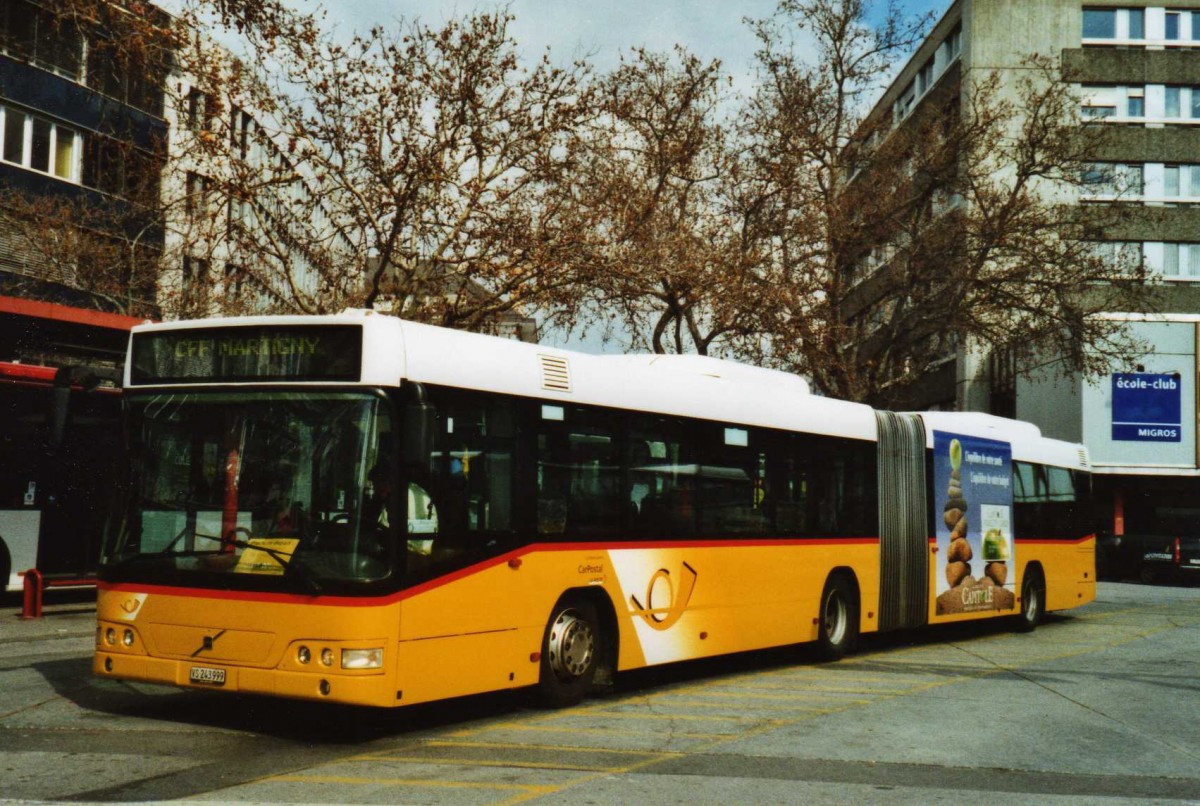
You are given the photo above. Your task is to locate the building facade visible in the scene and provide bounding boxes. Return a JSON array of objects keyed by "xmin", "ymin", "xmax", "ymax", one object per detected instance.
[
  {"xmin": 0, "ymin": 0, "xmax": 168, "ymax": 352},
  {"xmin": 864, "ymin": 0, "xmax": 1200, "ymax": 571}
]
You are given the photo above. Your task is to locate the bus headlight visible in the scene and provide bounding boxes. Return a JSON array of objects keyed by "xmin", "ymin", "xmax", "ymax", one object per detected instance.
[
  {"xmin": 297, "ymin": 646, "xmax": 311, "ymax": 664},
  {"xmin": 320, "ymin": 648, "xmax": 334, "ymax": 667},
  {"xmin": 341, "ymin": 648, "xmax": 383, "ymax": 670},
  {"xmin": 122, "ymin": 629, "xmax": 135, "ymax": 647},
  {"xmin": 105, "ymin": 628, "xmax": 116, "ymax": 645}
]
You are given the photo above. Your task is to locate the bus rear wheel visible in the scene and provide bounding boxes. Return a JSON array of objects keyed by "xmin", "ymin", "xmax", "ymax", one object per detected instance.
[
  {"xmin": 538, "ymin": 598, "xmax": 599, "ymax": 707},
  {"xmin": 1015, "ymin": 567, "xmax": 1045, "ymax": 633},
  {"xmin": 816, "ymin": 575, "xmax": 858, "ymax": 661}
]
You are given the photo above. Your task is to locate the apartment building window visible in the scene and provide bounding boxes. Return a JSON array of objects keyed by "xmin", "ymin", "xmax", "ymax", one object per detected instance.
[
  {"xmin": 1166, "ymin": 86, "xmax": 1181, "ymax": 117},
  {"xmin": 185, "ymin": 171, "xmax": 212, "ymax": 218},
  {"xmin": 1090, "ymin": 241, "xmax": 1144, "ymax": 272},
  {"xmin": 0, "ymin": 0, "xmax": 83, "ymax": 79},
  {"xmin": 181, "ymin": 256, "xmax": 210, "ymax": 308},
  {"xmin": 1081, "ymin": 85, "xmax": 1121, "ymax": 118},
  {"xmin": 1153, "ymin": 243, "xmax": 1200, "ymax": 278},
  {"xmin": 224, "ymin": 263, "xmax": 244, "ymax": 299},
  {"xmin": 0, "ymin": 106, "xmax": 79, "ymax": 181},
  {"xmin": 186, "ymin": 88, "xmax": 213, "ymax": 132},
  {"xmin": 1130, "ymin": 8, "xmax": 1145, "ymax": 38},
  {"xmin": 1128, "ymin": 87, "xmax": 1145, "ymax": 117},
  {"xmin": 1083, "ymin": 8, "xmax": 1116, "ymax": 38},
  {"xmin": 1081, "ymin": 163, "xmax": 1143, "ymax": 197},
  {"xmin": 1166, "ymin": 11, "xmax": 1181, "ymax": 40}
]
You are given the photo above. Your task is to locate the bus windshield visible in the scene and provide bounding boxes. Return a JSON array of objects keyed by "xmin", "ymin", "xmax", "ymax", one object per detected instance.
[{"xmin": 104, "ymin": 390, "xmax": 395, "ymax": 592}]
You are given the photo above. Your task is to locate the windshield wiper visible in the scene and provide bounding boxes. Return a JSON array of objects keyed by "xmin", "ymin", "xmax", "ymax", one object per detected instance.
[
  {"xmin": 114, "ymin": 532, "xmax": 323, "ymax": 595},
  {"xmin": 215, "ymin": 534, "xmax": 324, "ymax": 595}
]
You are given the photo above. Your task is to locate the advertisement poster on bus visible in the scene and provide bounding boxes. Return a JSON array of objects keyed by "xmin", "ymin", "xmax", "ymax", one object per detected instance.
[{"xmin": 933, "ymin": 430, "xmax": 1016, "ymax": 615}]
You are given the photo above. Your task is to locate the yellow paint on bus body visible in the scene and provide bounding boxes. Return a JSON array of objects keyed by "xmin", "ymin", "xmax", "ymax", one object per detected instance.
[{"xmin": 94, "ymin": 537, "xmax": 1092, "ymax": 708}]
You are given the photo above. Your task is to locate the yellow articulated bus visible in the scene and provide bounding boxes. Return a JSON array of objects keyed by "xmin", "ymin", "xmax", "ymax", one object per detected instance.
[{"xmin": 95, "ymin": 311, "xmax": 1095, "ymax": 708}]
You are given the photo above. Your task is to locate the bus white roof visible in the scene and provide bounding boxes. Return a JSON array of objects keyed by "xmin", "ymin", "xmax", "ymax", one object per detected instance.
[{"xmin": 127, "ymin": 310, "xmax": 1090, "ymax": 466}]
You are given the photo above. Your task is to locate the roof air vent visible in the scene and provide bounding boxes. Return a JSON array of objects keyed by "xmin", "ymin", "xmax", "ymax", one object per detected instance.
[
  {"xmin": 1078, "ymin": 449, "xmax": 1090, "ymax": 469},
  {"xmin": 539, "ymin": 354, "xmax": 571, "ymax": 393}
]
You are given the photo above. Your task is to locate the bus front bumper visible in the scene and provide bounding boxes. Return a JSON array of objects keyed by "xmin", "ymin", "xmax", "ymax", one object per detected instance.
[{"xmin": 93, "ymin": 651, "xmax": 396, "ymax": 707}]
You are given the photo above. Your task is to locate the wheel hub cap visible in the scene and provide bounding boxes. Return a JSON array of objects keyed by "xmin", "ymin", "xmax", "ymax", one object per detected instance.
[{"xmin": 548, "ymin": 610, "xmax": 594, "ymax": 680}]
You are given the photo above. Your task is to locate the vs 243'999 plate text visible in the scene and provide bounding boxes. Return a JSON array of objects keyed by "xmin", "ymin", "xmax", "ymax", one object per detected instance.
[{"xmin": 189, "ymin": 666, "xmax": 226, "ymax": 685}]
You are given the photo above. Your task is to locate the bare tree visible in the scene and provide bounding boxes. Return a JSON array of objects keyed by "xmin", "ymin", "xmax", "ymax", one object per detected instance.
[
  {"xmin": 568, "ymin": 47, "xmax": 774, "ymax": 356},
  {"xmin": 744, "ymin": 0, "xmax": 1152, "ymax": 406},
  {"xmin": 182, "ymin": 9, "xmax": 601, "ymax": 328}
]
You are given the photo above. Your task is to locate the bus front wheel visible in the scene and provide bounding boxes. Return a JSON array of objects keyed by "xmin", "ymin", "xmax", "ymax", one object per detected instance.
[
  {"xmin": 538, "ymin": 598, "xmax": 599, "ymax": 707},
  {"xmin": 1015, "ymin": 567, "xmax": 1045, "ymax": 633},
  {"xmin": 816, "ymin": 575, "xmax": 858, "ymax": 661}
]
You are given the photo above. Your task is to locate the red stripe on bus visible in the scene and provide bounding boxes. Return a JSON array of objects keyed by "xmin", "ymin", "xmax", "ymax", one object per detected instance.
[
  {"xmin": 1014, "ymin": 534, "xmax": 1095, "ymax": 546},
  {"xmin": 99, "ymin": 536, "xmax": 881, "ymax": 607}
]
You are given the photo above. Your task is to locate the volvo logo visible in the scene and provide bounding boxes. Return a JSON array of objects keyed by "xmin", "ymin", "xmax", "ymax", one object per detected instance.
[{"xmin": 191, "ymin": 630, "xmax": 226, "ymax": 657}]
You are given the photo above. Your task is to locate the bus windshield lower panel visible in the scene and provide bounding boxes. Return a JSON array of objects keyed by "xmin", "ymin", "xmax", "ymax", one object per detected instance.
[{"xmin": 103, "ymin": 390, "xmax": 395, "ymax": 593}]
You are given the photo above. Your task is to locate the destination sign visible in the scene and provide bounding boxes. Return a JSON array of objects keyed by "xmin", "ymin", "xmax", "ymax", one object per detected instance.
[{"xmin": 130, "ymin": 325, "xmax": 362, "ymax": 383}]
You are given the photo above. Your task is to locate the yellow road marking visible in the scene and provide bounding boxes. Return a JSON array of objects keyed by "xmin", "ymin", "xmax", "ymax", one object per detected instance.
[
  {"xmin": 267, "ymin": 774, "xmax": 555, "ymax": 794},
  {"xmin": 347, "ymin": 755, "xmax": 621, "ymax": 772},
  {"xmin": 538, "ymin": 709, "xmax": 770, "ymax": 724}
]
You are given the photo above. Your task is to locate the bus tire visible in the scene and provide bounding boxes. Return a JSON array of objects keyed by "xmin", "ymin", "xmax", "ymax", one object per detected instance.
[
  {"xmin": 538, "ymin": 597, "xmax": 599, "ymax": 708},
  {"xmin": 816, "ymin": 574, "xmax": 858, "ymax": 661},
  {"xmin": 1015, "ymin": 567, "xmax": 1045, "ymax": 633}
]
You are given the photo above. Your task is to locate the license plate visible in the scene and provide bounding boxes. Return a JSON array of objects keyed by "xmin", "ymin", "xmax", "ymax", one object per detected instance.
[{"xmin": 189, "ymin": 665, "xmax": 226, "ymax": 686}]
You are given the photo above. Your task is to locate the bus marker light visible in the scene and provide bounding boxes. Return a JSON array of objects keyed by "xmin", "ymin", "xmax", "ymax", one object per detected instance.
[
  {"xmin": 297, "ymin": 646, "xmax": 311, "ymax": 664},
  {"xmin": 508, "ymin": 558, "xmax": 523, "ymax": 569},
  {"xmin": 320, "ymin": 648, "xmax": 334, "ymax": 667},
  {"xmin": 341, "ymin": 648, "xmax": 383, "ymax": 669},
  {"xmin": 105, "ymin": 628, "xmax": 116, "ymax": 645},
  {"xmin": 530, "ymin": 652, "xmax": 541, "ymax": 663},
  {"xmin": 699, "ymin": 632, "xmax": 708, "ymax": 640}
]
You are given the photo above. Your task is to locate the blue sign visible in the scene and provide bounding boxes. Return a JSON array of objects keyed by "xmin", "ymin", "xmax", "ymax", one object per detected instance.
[{"xmin": 1112, "ymin": 373, "xmax": 1181, "ymax": 442}]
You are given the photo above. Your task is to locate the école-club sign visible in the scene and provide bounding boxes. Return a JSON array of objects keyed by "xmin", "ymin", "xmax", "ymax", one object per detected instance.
[{"xmin": 1111, "ymin": 373, "xmax": 1182, "ymax": 442}]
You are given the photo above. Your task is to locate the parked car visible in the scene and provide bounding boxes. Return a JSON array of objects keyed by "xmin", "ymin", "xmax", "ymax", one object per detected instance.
[{"xmin": 1097, "ymin": 532, "xmax": 1200, "ymax": 585}]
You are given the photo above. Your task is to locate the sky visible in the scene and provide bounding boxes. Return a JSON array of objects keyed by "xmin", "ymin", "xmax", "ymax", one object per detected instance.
[{"xmin": 316, "ymin": 1, "xmax": 949, "ymax": 92}]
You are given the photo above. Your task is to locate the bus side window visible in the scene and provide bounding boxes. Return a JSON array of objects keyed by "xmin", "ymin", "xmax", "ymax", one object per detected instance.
[
  {"xmin": 427, "ymin": 391, "xmax": 514, "ymax": 555},
  {"xmin": 536, "ymin": 405, "xmax": 623, "ymax": 538},
  {"xmin": 627, "ymin": 415, "xmax": 696, "ymax": 539}
]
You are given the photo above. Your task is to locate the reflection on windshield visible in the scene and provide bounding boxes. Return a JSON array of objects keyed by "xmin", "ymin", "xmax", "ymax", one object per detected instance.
[{"xmin": 106, "ymin": 391, "xmax": 394, "ymax": 588}]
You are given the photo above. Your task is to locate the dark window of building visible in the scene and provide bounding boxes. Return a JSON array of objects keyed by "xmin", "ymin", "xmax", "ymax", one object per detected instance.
[
  {"xmin": 29, "ymin": 116, "xmax": 49, "ymax": 172},
  {"xmin": 224, "ymin": 263, "xmax": 244, "ymax": 298},
  {"xmin": 3, "ymin": 108, "xmax": 24, "ymax": 164},
  {"xmin": 1130, "ymin": 8, "xmax": 1145, "ymax": 39},
  {"xmin": 84, "ymin": 34, "xmax": 167, "ymax": 117},
  {"xmin": 1082, "ymin": 8, "xmax": 1116, "ymax": 38},
  {"xmin": 1165, "ymin": 11, "xmax": 1181, "ymax": 40},
  {"xmin": 1166, "ymin": 86, "xmax": 1182, "ymax": 118},
  {"xmin": 0, "ymin": 1, "xmax": 82, "ymax": 79},
  {"xmin": 1128, "ymin": 94, "xmax": 1144, "ymax": 117}
]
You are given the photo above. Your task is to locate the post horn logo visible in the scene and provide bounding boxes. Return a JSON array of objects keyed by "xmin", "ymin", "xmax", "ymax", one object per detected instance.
[{"xmin": 630, "ymin": 562, "xmax": 697, "ymax": 631}]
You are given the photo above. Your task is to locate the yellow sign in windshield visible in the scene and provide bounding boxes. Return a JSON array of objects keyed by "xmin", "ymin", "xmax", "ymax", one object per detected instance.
[{"xmin": 233, "ymin": 538, "xmax": 300, "ymax": 575}]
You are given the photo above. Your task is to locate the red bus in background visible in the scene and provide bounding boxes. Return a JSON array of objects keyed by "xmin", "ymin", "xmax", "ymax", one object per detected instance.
[{"xmin": 0, "ymin": 361, "xmax": 122, "ymax": 592}]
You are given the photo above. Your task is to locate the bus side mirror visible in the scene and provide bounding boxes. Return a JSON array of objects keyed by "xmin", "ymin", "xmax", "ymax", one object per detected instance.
[{"xmin": 402, "ymin": 402, "xmax": 436, "ymax": 469}]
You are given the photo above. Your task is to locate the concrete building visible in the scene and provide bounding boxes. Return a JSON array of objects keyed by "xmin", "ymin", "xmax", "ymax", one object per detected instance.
[
  {"xmin": 0, "ymin": 0, "xmax": 166, "ymax": 366},
  {"xmin": 863, "ymin": 0, "xmax": 1200, "ymax": 568}
]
